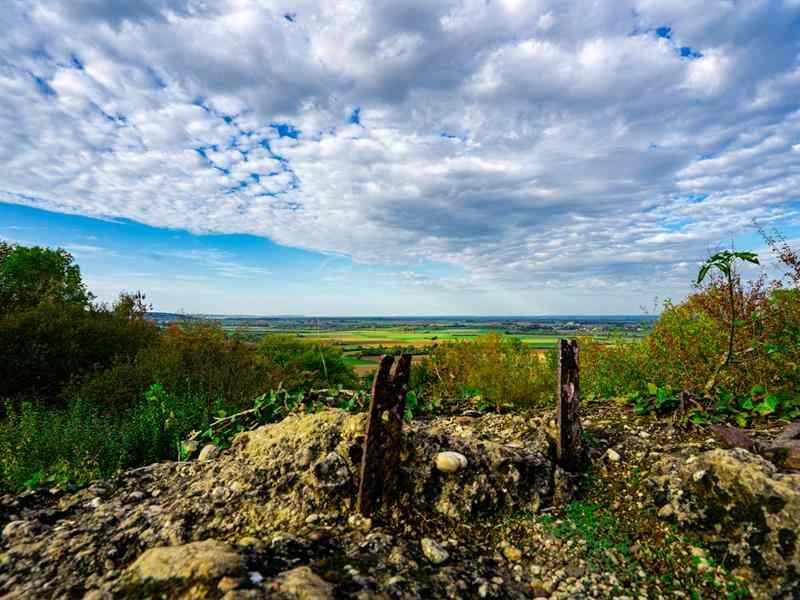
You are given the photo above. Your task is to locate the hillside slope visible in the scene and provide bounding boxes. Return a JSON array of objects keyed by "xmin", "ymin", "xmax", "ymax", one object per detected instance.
[{"xmin": 1, "ymin": 406, "xmax": 798, "ymax": 599}]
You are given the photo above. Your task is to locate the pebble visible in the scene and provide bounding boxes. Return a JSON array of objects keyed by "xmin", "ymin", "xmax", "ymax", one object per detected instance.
[
  {"xmin": 605, "ymin": 448, "xmax": 621, "ymax": 462},
  {"xmin": 198, "ymin": 444, "xmax": 220, "ymax": 461},
  {"xmin": 248, "ymin": 571, "xmax": 264, "ymax": 584},
  {"xmin": 386, "ymin": 575, "xmax": 405, "ymax": 586},
  {"xmin": 2, "ymin": 520, "xmax": 28, "ymax": 539},
  {"xmin": 347, "ymin": 514, "xmax": 372, "ymax": 532},
  {"xmin": 657, "ymin": 504, "xmax": 675, "ymax": 519},
  {"xmin": 421, "ymin": 538, "xmax": 450, "ymax": 564},
  {"xmin": 217, "ymin": 576, "xmax": 240, "ymax": 592},
  {"xmin": 692, "ymin": 469, "xmax": 706, "ymax": 482},
  {"xmin": 435, "ymin": 451, "xmax": 468, "ymax": 473},
  {"xmin": 238, "ymin": 536, "xmax": 260, "ymax": 547},
  {"xmin": 531, "ymin": 583, "xmax": 549, "ymax": 597},
  {"xmin": 689, "ymin": 546, "xmax": 707, "ymax": 558},
  {"xmin": 565, "ymin": 564, "xmax": 584, "ymax": 578},
  {"xmin": 502, "ymin": 545, "xmax": 522, "ymax": 561}
]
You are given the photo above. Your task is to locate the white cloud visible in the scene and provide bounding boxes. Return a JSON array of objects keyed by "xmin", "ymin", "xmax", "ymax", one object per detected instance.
[
  {"xmin": 1, "ymin": 0, "xmax": 799, "ymax": 306},
  {"xmin": 151, "ymin": 248, "xmax": 271, "ymax": 279}
]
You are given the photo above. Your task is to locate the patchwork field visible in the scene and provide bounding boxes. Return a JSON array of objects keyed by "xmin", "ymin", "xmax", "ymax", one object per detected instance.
[
  {"xmin": 209, "ymin": 320, "xmax": 647, "ymax": 375},
  {"xmin": 292, "ymin": 328, "xmax": 564, "ymax": 348},
  {"xmin": 137, "ymin": 315, "xmax": 650, "ymax": 375}
]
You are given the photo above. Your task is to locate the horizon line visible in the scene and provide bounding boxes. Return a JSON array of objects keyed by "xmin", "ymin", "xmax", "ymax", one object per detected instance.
[{"xmin": 147, "ymin": 312, "xmax": 659, "ymax": 319}]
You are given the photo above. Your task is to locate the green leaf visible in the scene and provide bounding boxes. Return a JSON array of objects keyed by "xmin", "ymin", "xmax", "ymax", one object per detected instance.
[
  {"xmin": 754, "ymin": 394, "xmax": 778, "ymax": 416},
  {"xmin": 646, "ymin": 382, "xmax": 659, "ymax": 396},
  {"xmin": 690, "ymin": 411, "xmax": 705, "ymax": 425},
  {"xmin": 735, "ymin": 251, "xmax": 759, "ymax": 264},
  {"xmin": 23, "ymin": 468, "xmax": 44, "ymax": 489},
  {"xmin": 696, "ymin": 264, "xmax": 711, "ymax": 285}
]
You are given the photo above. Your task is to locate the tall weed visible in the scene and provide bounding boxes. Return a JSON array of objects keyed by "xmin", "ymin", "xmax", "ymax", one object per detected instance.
[{"xmin": 0, "ymin": 386, "xmax": 230, "ymax": 491}]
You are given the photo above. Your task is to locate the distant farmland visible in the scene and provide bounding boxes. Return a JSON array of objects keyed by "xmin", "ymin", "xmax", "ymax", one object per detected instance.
[
  {"xmin": 195, "ymin": 318, "xmax": 651, "ymax": 375},
  {"xmin": 146, "ymin": 314, "xmax": 652, "ymax": 375},
  {"xmin": 286, "ymin": 327, "xmax": 564, "ymax": 348}
]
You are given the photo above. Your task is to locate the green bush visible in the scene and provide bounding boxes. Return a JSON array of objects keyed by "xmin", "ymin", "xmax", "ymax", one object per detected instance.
[
  {"xmin": 117, "ymin": 384, "xmax": 230, "ymax": 467},
  {"xmin": 0, "ymin": 397, "xmax": 111, "ymax": 488},
  {"xmin": 579, "ymin": 336, "xmax": 649, "ymax": 399},
  {"xmin": 0, "ymin": 302, "xmax": 159, "ymax": 402},
  {"xmin": 67, "ymin": 322, "xmax": 292, "ymax": 412},
  {"xmin": 415, "ymin": 333, "xmax": 555, "ymax": 413},
  {"xmin": 0, "ymin": 385, "xmax": 231, "ymax": 491},
  {"xmin": 580, "ymin": 269, "xmax": 800, "ymax": 423},
  {"xmin": 256, "ymin": 334, "xmax": 358, "ymax": 390}
]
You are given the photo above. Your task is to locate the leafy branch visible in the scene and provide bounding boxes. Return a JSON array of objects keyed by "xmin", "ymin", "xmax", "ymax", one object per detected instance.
[{"xmin": 696, "ymin": 250, "xmax": 759, "ymax": 395}]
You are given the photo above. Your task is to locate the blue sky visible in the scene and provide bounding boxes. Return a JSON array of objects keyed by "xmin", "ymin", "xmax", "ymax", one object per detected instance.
[
  {"xmin": 1, "ymin": 1, "xmax": 799, "ymax": 314},
  {"xmin": 0, "ymin": 203, "xmax": 478, "ymax": 315}
]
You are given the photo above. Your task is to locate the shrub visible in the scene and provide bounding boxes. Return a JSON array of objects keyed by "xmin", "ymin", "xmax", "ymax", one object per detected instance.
[
  {"xmin": 256, "ymin": 334, "xmax": 358, "ymax": 390},
  {"xmin": 416, "ymin": 333, "xmax": 555, "ymax": 413},
  {"xmin": 0, "ymin": 386, "xmax": 231, "ymax": 491},
  {"xmin": 579, "ymin": 336, "xmax": 649, "ymax": 399},
  {"xmin": 0, "ymin": 397, "xmax": 118, "ymax": 488},
  {"xmin": 68, "ymin": 324, "xmax": 360, "ymax": 414},
  {"xmin": 69, "ymin": 322, "xmax": 281, "ymax": 412},
  {"xmin": 149, "ymin": 323, "xmax": 280, "ymax": 406},
  {"xmin": 0, "ymin": 302, "xmax": 159, "ymax": 402},
  {"xmin": 580, "ymin": 254, "xmax": 800, "ymax": 423},
  {"xmin": 117, "ymin": 384, "xmax": 231, "ymax": 467},
  {"xmin": 761, "ymin": 287, "xmax": 800, "ymax": 395}
]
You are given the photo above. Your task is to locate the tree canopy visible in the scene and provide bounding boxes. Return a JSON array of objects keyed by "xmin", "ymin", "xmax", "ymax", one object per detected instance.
[{"xmin": 0, "ymin": 242, "xmax": 93, "ymax": 314}]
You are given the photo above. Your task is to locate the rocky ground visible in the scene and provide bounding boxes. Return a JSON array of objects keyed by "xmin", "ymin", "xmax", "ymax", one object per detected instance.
[{"xmin": 1, "ymin": 402, "xmax": 798, "ymax": 599}]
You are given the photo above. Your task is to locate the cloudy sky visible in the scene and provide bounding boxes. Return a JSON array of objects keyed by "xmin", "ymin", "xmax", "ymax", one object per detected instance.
[{"xmin": 1, "ymin": 0, "xmax": 799, "ymax": 315}]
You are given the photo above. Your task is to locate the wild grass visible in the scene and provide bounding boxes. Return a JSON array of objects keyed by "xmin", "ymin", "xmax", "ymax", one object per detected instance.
[
  {"xmin": 0, "ymin": 386, "xmax": 231, "ymax": 490},
  {"xmin": 0, "ymin": 318, "xmax": 360, "ymax": 491}
]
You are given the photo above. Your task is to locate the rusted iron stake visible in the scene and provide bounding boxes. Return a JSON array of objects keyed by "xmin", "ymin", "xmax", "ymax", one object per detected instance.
[
  {"xmin": 357, "ymin": 353, "xmax": 412, "ymax": 517},
  {"xmin": 556, "ymin": 339, "xmax": 583, "ymax": 472}
]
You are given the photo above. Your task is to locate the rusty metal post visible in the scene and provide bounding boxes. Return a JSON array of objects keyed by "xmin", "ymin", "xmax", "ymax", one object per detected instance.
[
  {"xmin": 556, "ymin": 339, "xmax": 583, "ymax": 472},
  {"xmin": 357, "ymin": 354, "xmax": 412, "ymax": 517}
]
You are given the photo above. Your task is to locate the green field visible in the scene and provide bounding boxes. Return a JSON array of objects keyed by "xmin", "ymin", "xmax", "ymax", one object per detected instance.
[
  {"xmin": 295, "ymin": 328, "xmax": 564, "ymax": 349},
  {"xmin": 222, "ymin": 325, "xmax": 621, "ymax": 374},
  {"xmin": 226, "ymin": 325, "xmax": 570, "ymax": 349},
  {"xmin": 214, "ymin": 318, "xmax": 648, "ymax": 375}
]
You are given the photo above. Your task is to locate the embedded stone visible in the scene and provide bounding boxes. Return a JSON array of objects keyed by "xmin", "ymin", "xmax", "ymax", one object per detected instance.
[
  {"xmin": 435, "ymin": 451, "xmax": 468, "ymax": 473},
  {"xmin": 421, "ymin": 538, "xmax": 449, "ymax": 564},
  {"xmin": 126, "ymin": 539, "xmax": 245, "ymax": 583},
  {"xmin": 198, "ymin": 444, "xmax": 221, "ymax": 461},
  {"xmin": 271, "ymin": 566, "xmax": 333, "ymax": 600}
]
